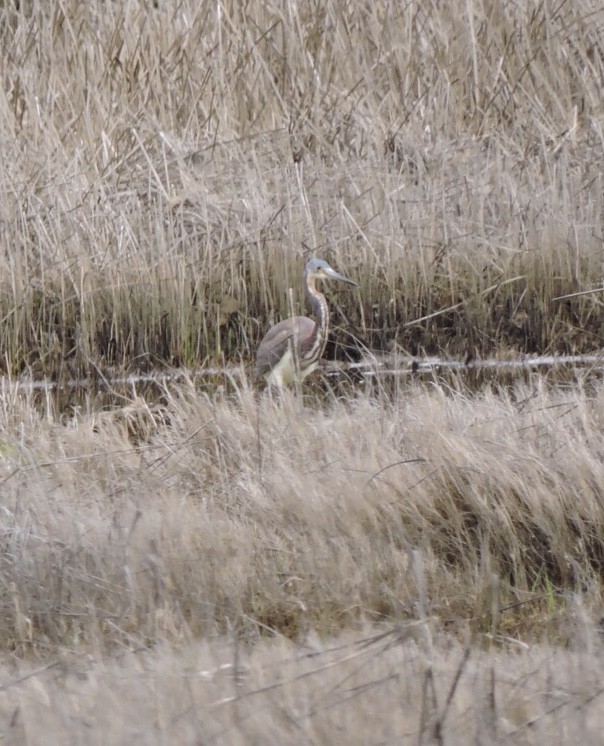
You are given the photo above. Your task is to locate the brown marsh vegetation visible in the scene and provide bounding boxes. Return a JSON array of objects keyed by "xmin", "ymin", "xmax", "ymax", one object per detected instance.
[
  {"xmin": 2, "ymin": 0, "xmax": 604, "ymax": 374},
  {"xmin": 1, "ymin": 0, "xmax": 604, "ymax": 742},
  {"xmin": 1, "ymin": 380, "xmax": 604, "ymax": 742}
]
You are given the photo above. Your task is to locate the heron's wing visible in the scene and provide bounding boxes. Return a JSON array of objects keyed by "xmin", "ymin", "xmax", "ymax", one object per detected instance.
[{"xmin": 255, "ymin": 316, "xmax": 316, "ymax": 375}]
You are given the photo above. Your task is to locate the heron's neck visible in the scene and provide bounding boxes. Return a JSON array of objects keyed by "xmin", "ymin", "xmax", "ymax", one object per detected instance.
[{"xmin": 305, "ymin": 275, "xmax": 329, "ymax": 355}]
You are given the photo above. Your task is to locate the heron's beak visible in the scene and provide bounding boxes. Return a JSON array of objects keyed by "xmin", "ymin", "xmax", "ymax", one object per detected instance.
[{"xmin": 324, "ymin": 267, "xmax": 358, "ymax": 287}]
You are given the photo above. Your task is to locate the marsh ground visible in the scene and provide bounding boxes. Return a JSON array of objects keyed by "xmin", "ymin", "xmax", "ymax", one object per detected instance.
[{"xmin": 1, "ymin": 0, "xmax": 604, "ymax": 742}]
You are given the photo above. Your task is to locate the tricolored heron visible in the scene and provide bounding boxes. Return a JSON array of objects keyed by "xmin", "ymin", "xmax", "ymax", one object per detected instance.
[{"xmin": 255, "ymin": 258, "xmax": 358, "ymax": 386}]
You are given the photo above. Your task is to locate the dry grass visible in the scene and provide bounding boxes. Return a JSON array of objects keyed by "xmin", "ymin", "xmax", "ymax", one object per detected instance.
[
  {"xmin": 2, "ymin": 0, "xmax": 604, "ymax": 375},
  {"xmin": 0, "ymin": 630, "xmax": 602, "ymax": 744},
  {"xmin": 5, "ymin": 377, "xmax": 604, "ymax": 647},
  {"xmin": 3, "ymin": 1, "xmax": 604, "ymax": 740},
  {"xmin": 0, "ymin": 378, "xmax": 604, "ymax": 740}
]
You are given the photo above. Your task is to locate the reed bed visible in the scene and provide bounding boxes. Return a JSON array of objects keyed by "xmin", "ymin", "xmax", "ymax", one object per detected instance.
[
  {"xmin": 1, "ymin": 0, "xmax": 604, "ymax": 376},
  {"xmin": 2, "ymin": 1, "xmax": 604, "ymax": 740},
  {"xmin": 0, "ymin": 630, "xmax": 602, "ymax": 744},
  {"xmin": 5, "ymin": 376, "xmax": 604, "ymax": 648},
  {"xmin": 0, "ymin": 378, "xmax": 603, "ymax": 739}
]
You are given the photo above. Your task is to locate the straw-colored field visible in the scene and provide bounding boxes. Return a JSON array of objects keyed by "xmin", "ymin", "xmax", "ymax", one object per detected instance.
[
  {"xmin": 1, "ymin": 0, "xmax": 604, "ymax": 742},
  {"xmin": 1, "ymin": 382, "xmax": 604, "ymax": 742},
  {"xmin": 2, "ymin": 0, "xmax": 604, "ymax": 374}
]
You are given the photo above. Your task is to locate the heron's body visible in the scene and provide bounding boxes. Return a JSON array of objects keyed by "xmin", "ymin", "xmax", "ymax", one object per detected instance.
[{"xmin": 255, "ymin": 258, "xmax": 357, "ymax": 387}]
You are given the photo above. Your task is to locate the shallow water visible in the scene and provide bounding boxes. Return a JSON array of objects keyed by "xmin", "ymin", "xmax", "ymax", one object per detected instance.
[
  {"xmin": 345, "ymin": 352, "xmax": 604, "ymax": 376},
  {"xmin": 3, "ymin": 352, "xmax": 603, "ymax": 396}
]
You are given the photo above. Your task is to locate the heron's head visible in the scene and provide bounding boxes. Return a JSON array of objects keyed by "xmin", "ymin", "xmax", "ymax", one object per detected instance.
[{"xmin": 304, "ymin": 258, "xmax": 358, "ymax": 287}]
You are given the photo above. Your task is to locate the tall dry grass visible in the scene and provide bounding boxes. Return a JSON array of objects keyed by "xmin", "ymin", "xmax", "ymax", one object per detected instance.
[
  {"xmin": 0, "ymin": 377, "xmax": 603, "ymax": 739},
  {"xmin": 2, "ymin": 2, "xmax": 604, "ymax": 740},
  {"xmin": 0, "ymin": 631, "xmax": 602, "ymax": 744},
  {"xmin": 0, "ymin": 378, "xmax": 602, "ymax": 648},
  {"xmin": 1, "ymin": 0, "xmax": 604, "ymax": 375}
]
